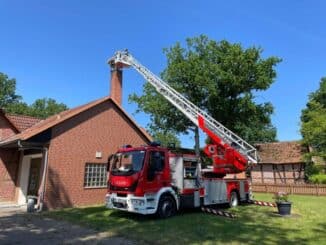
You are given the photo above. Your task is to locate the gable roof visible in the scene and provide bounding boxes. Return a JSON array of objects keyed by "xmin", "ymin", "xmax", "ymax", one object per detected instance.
[
  {"xmin": 255, "ymin": 141, "xmax": 307, "ymax": 164},
  {"xmin": 0, "ymin": 96, "xmax": 152, "ymax": 146},
  {"xmin": 0, "ymin": 109, "xmax": 18, "ymax": 133},
  {"xmin": 6, "ymin": 114, "xmax": 42, "ymax": 132}
]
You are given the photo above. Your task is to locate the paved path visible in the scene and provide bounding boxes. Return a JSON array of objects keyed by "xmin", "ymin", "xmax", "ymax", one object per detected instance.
[{"xmin": 0, "ymin": 206, "xmax": 135, "ymax": 245}]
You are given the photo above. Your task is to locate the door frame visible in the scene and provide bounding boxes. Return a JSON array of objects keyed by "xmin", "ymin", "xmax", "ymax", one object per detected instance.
[{"xmin": 17, "ymin": 153, "xmax": 42, "ymax": 205}]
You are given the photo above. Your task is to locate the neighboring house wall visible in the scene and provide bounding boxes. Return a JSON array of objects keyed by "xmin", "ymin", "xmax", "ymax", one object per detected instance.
[
  {"xmin": 0, "ymin": 115, "xmax": 20, "ymax": 201},
  {"xmin": 0, "ymin": 149, "xmax": 20, "ymax": 201},
  {"xmin": 251, "ymin": 141, "xmax": 306, "ymax": 184},
  {"xmin": 0, "ymin": 115, "xmax": 17, "ymax": 141},
  {"xmin": 251, "ymin": 163, "xmax": 305, "ymax": 184},
  {"xmin": 44, "ymin": 101, "xmax": 150, "ymax": 209}
]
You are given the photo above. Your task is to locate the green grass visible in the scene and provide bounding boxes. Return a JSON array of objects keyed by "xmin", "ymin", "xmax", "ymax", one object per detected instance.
[{"xmin": 46, "ymin": 193, "xmax": 326, "ymax": 244}]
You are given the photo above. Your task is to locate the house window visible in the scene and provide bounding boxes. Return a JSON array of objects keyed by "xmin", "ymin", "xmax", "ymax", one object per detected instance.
[{"xmin": 84, "ymin": 163, "xmax": 107, "ymax": 188}]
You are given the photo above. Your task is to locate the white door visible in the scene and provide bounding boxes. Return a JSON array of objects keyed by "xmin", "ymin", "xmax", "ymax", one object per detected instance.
[{"xmin": 17, "ymin": 154, "xmax": 42, "ymax": 205}]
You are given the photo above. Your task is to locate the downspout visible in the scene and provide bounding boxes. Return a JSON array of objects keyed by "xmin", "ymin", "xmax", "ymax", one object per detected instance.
[{"xmin": 37, "ymin": 147, "xmax": 49, "ymax": 212}]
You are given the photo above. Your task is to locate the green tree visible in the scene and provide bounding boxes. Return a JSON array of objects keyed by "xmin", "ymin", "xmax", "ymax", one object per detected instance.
[
  {"xmin": 301, "ymin": 77, "xmax": 326, "ymax": 161},
  {"xmin": 28, "ymin": 98, "xmax": 68, "ymax": 119},
  {"xmin": 151, "ymin": 130, "xmax": 181, "ymax": 148},
  {"xmin": 1, "ymin": 72, "xmax": 68, "ymax": 118},
  {"xmin": 130, "ymin": 35, "xmax": 280, "ymax": 151},
  {"xmin": 5, "ymin": 102, "xmax": 30, "ymax": 115},
  {"xmin": 0, "ymin": 72, "xmax": 22, "ymax": 109}
]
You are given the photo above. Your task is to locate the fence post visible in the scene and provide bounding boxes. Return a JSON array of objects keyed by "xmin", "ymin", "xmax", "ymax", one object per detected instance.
[
  {"xmin": 290, "ymin": 185, "xmax": 293, "ymax": 194},
  {"xmin": 316, "ymin": 185, "xmax": 319, "ymax": 196}
]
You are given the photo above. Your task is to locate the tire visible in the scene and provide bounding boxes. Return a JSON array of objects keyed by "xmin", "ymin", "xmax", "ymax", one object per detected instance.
[
  {"xmin": 157, "ymin": 195, "xmax": 176, "ymax": 219},
  {"xmin": 229, "ymin": 191, "xmax": 239, "ymax": 208}
]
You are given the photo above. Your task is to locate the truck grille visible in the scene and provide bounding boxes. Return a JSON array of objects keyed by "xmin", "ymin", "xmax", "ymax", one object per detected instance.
[
  {"xmin": 109, "ymin": 181, "xmax": 138, "ymax": 192},
  {"xmin": 112, "ymin": 200, "xmax": 127, "ymax": 209}
]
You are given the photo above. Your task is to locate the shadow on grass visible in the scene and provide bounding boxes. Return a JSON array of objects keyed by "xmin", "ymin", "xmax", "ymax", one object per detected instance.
[
  {"xmin": 312, "ymin": 222, "xmax": 326, "ymax": 242},
  {"xmin": 47, "ymin": 204, "xmax": 319, "ymax": 244},
  {"xmin": 0, "ymin": 211, "xmax": 129, "ymax": 244}
]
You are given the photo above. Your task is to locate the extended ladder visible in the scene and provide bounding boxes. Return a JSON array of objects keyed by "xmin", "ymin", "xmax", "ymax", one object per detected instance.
[{"xmin": 108, "ymin": 50, "xmax": 258, "ymax": 164}]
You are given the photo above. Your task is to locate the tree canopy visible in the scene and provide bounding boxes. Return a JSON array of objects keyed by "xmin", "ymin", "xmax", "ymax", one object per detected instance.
[
  {"xmin": 27, "ymin": 98, "xmax": 68, "ymax": 119},
  {"xmin": 301, "ymin": 77, "xmax": 326, "ymax": 160},
  {"xmin": 0, "ymin": 72, "xmax": 22, "ymax": 108},
  {"xmin": 1, "ymin": 72, "xmax": 68, "ymax": 119},
  {"xmin": 130, "ymin": 35, "xmax": 281, "ymax": 147},
  {"xmin": 151, "ymin": 130, "xmax": 181, "ymax": 148}
]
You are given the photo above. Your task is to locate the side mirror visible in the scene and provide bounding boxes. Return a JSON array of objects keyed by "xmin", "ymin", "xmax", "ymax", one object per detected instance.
[{"xmin": 107, "ymin": 154, "xmax": 113, "ymax": 171}]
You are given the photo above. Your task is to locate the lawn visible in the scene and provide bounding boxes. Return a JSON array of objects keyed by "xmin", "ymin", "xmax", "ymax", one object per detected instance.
[{"xmin": 46, "ymin": 193, "xmax": 326, "ymax": 244}]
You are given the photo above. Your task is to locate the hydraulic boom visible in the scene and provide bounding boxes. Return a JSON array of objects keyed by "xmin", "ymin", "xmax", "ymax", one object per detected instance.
[{"xmin": 108, "ymin": 50, "xmax": 258, "ymax": 175}]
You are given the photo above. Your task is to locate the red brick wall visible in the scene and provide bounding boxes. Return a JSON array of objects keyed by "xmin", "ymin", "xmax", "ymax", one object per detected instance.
[
  {"xmin": 110, "ymin": 69, "xmax": 122, "ymax": 105},
  {"xmin": 0, "ymin": 115, "xmax": 17, "ymax": 141},
  {"xmin": 44, "ymin": 100, "xmax": 150, "ymax": 209},
  {"xmin": 0, "ymin": 149, "xmax": 20, "ymax": 201}
]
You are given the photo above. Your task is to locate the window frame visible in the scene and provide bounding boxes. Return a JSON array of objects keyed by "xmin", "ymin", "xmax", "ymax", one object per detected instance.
[{"xmin": 84, "ymin": 162, "xmax": 107, "ymax": 189}]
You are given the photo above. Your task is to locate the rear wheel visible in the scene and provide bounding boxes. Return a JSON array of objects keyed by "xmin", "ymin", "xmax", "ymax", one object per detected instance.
[
  {"xmin": 157, "ymin": 195, "xmax": 176, "ymax": 218},
  {"xmin": 229, "ymin": 191, "xmax": 239, "ymax": 207}
]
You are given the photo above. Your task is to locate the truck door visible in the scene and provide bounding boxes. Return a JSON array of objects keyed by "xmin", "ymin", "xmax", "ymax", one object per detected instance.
[{"xmin": 144, "ymin": 150, "xmax": 166, "ymax": 193}]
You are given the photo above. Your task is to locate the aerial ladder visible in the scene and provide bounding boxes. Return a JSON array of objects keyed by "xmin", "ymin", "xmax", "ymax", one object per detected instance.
[{"xmin": 108, "ymin": 50, "xmax": 258, "ymax": 176}]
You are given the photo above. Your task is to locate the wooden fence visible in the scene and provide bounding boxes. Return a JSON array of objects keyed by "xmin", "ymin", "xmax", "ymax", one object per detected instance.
[{"xmin": 252, "ymin": 183, "xmax": 326, "ymax": 196}]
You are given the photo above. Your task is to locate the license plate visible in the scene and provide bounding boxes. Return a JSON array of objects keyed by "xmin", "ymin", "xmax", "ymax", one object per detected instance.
[
  {"xmin": 112, "ymin": 198, "xmax": 126, "ymax": 204},
  {"xmin": 112, "ymin": 198, "xmax": 127, "ymax": 208}
]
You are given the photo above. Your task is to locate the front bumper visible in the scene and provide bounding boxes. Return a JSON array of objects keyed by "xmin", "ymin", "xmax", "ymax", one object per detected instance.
[{"xmin": 105, "ymin": 193, "xmax": 157, "ymax": 215}]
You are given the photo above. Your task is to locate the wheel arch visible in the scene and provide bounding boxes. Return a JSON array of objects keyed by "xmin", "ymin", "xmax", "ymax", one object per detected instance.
[{"xmin": 154, "ymin": 187, "xmax": 179, "ymax": 212}]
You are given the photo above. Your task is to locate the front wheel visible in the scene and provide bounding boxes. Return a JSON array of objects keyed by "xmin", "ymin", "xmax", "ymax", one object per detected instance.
[
  {"xmin": 157, "ymin": 195, "xmax": 176, "ymax": 218},
  {"xmin": 229, "ymin": 191, "xmax": 239, "ymax": 207}
]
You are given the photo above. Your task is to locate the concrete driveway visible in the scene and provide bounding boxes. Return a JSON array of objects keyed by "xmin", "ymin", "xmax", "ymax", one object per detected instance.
[{"xmin": 0, "ymin": 206, "xmax": 135, "ymax": 245}]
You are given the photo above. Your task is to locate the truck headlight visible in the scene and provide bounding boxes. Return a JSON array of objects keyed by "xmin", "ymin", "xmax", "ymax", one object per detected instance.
[
  {"xmin": 105, "ymin": 194, "xmax": 110, "ymax": 202},
  {"xmin": 131, "ymin": 199, "xmax": 145, "ymax": 206}
]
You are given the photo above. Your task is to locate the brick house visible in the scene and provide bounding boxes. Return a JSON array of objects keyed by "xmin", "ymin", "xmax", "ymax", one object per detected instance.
[
  {"xmin": 251, "ymin": 141, "xmax": 307, "ymax": 184},
  {"xmin": 0, "ymin": 68, "xmax": 151, "ymax": 209}
]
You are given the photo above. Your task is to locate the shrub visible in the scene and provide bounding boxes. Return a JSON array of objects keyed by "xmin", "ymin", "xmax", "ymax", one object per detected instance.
[
  {"xmin": 273, "ymin": 192, "xmax": 290, "ymax": 202},
  {"xmin": 309, "ymin": 174, "xmax": 326, "ymax": 184}
]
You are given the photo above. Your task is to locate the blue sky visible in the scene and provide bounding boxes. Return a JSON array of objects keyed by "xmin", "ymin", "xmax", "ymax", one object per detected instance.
[{"xmin": 0, "ymin": 1, "xmax": 325, "ymax": 148}]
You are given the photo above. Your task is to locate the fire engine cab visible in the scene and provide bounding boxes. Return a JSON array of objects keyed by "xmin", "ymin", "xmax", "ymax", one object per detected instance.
[{"xmin": 106, "ymin": 143, "xmax": 250, "ymax": 218}]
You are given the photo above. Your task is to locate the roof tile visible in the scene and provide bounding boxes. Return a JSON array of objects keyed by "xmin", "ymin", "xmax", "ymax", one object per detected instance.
[
  {"xmin": 255, "ymin": 141, "xmax": 307, "ymax": 164},
  {"xmin": 6, "ymin": 114, "xmax": 42, "ymax": 132}
]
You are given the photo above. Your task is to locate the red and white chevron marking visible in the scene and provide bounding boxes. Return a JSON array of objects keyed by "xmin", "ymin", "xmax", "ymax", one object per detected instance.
[
  {"xmin": 201, "ymin": 207, "xmax": 236, "ymax": 219},
  {"xmin": 251, "ymin": 200, "xmax": 276, "ymax": 207}
]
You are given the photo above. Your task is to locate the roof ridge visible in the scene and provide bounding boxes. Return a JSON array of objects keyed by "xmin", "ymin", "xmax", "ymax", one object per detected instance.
[{"xmin": 19, "ymin": 95, "xmax": 111, "ymax": 134}]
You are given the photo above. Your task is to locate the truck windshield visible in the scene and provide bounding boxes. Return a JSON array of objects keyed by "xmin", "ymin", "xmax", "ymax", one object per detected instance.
[{"xmin": 110, "ymin": 151, "xmax": 145, "ymax": 175}]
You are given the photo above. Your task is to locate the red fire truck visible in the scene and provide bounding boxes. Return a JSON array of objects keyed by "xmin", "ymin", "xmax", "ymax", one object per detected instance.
[{"xmin": 105, "ymin": 51, "xmax": 259, "ymax": 218}]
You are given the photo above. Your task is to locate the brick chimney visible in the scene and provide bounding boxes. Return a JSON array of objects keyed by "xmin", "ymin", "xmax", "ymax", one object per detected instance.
[{"xmin": 110, "ymin": 65, "xmax": 122, "ymax": 105}]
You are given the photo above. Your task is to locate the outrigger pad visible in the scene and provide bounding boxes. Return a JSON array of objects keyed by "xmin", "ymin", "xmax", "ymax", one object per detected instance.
[
  {"xmin": 201, "ymin": 207, "xmax": 236, "ymax": 219},
  {"xmin": 249, "ymin": 200, "xmax": 276, "ymax": 207}
]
